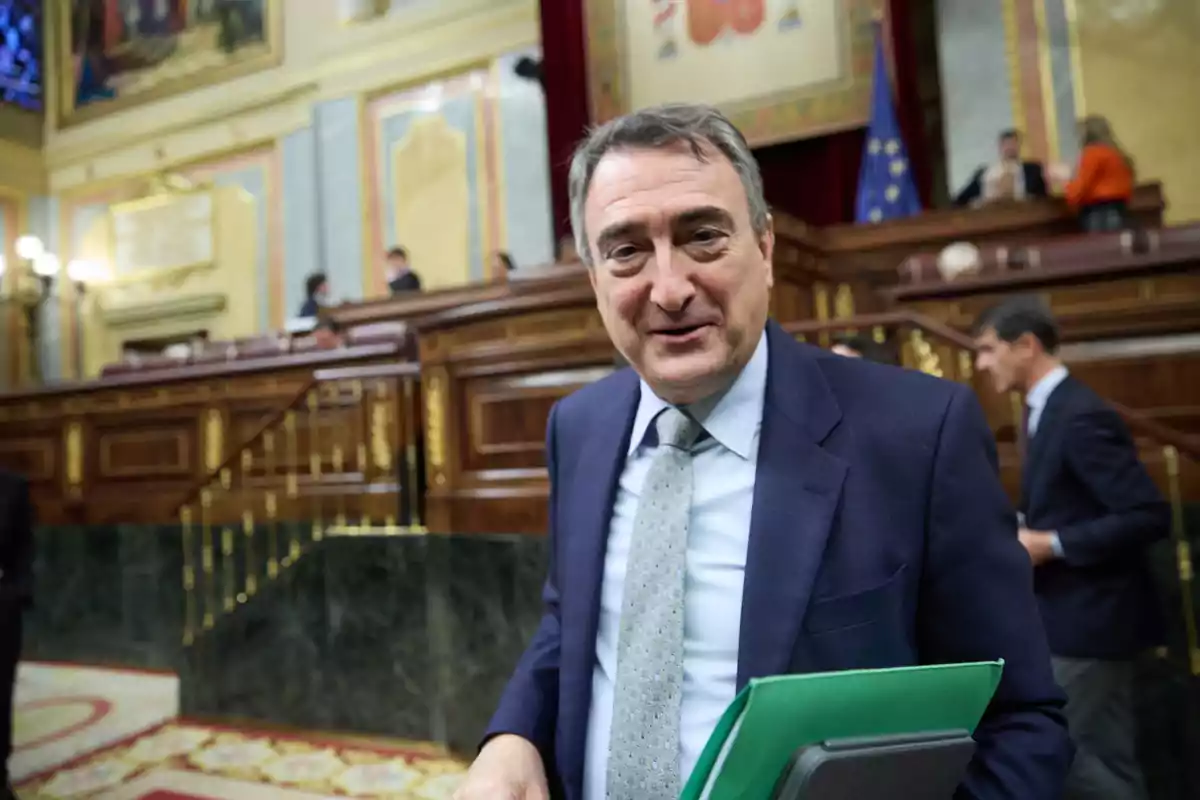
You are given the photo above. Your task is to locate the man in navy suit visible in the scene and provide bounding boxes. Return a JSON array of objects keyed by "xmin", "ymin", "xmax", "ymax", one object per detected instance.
[
  {"xmin": 954, "ymin": 129, "xmax": 1049, "ymax": 208},
  {"xmin": 0, "ymin": 471, "xmax": 33, "ymax": 800},
  {"xmin": 974, "ymin": 298, "xmax": 1167, "ymax": 800},
  {"xmin": 455, "ymin": 104, "xmax": 1071, "ymax": 800}
]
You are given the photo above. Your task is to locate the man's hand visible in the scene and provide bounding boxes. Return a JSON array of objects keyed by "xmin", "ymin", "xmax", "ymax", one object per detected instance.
[
  {"xmin": 1019, "ymin": 528, "xmax": 1058, "ymax": 566},
  {"xmin": 453, "ymin": 734, "xmax": 549, "ymax": 800}
]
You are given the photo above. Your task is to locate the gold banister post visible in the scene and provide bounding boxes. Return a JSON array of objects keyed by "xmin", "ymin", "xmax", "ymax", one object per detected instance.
[
  {"xmin": 1164, "ymin": 445, "xmax": 1200, "ymax": 676},
  {"xmin": 181, "ymin": 506, "xmax": 196, "ymax": 645},
  {"xmin": 284, "ymin": 410, "xmax": 300, "ymax": 565},
  {"xmin": 200, "ymin": 488, "xmax": 215, "ymax": 630},
  {"xmin": 264, "ymin": 430, "xmax": 279, "ymax": 579},
  {"xmin": 308, "ymin": 389, "xmax": 323, "ymax": 546}
]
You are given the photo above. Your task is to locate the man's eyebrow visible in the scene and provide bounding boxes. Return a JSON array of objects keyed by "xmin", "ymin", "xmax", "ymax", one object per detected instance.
[
  {"xmin": 595, "ymin": 221, "xmax": 647, "ymax": 254},
  {"xmin": 594, "ymin": 207, "xmax": 736, "ymax": 254},
  {"xmin": 674, "ymin": 206, "xmax": 735, "ymax": 227}
]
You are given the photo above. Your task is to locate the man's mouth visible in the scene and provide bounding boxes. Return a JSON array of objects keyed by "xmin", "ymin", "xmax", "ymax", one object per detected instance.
[{"xmin": 651, "ymin": 323, "xmax": 711, "ymax": 340}]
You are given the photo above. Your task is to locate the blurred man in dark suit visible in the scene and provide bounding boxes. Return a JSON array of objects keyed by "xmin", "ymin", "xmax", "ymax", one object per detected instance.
[
  {"xmin": 0, "ymin": 471, "xmax": 33, "ymax": 799},
  {"xmin": 385, "ymin": 246, "xmax": 422, "ymax": 294},
  {"xmin": 954, "ymin": 129, "xmax": 1048, "ymax": 208},
  {"xmin": 974, "ymin": 297, "xmax": 1168, "ymax": 800}
]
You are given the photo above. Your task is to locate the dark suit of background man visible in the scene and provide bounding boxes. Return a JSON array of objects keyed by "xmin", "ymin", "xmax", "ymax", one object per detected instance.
[
  {"xmin": 385, "ymin": 246, "xmax": 422, "ymax": 294},
  {"xmin": 954, "ymin": 129, "xmax": 1049, "ymax": 208},
  {"xmin": 0, "ymin": 472, "xmax": 33, "ymax": 800},
  {"xmin": 454, "ymin": 103, "xmax": 1071, "ymax": 800},
  {"xmin": 974, "ymin": 297, "xmax": 1168, "ymax": 800}
]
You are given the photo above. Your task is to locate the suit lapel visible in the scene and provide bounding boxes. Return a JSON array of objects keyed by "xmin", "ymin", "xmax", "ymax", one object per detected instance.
[
  {"xmin": 738, "ymin": 323, "xmax": 847, "ymax": 688},
  {"xmin": 1021, "ymin": 377, "xmax": 1072, "ymax": 507},
  {"xmin": 558, "ymin": 369, "xmax": 639, "ymax": 791}
]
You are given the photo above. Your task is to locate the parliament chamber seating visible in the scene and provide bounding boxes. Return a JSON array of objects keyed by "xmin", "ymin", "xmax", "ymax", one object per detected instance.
[{"xmin": 2, "ymin": 188, "xmax": 1197, "ymax": 694}]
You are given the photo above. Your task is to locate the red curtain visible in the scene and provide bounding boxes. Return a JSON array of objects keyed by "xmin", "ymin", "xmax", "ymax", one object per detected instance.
[
  {"xmin": 538, "ymin": 0, "xmax": 930, "ymax": 232},
  {"xmin": 538, "ymin": 0, "xmax": 592, "ymax": 242}
]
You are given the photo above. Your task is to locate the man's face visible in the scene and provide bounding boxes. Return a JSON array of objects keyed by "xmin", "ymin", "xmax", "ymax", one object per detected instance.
[
  {"xmin": 999, "ymin": 135, "xmax": 1021, "ymax": 161},
  {"xmin": 387, "ymin": 254, "xmax": 408, "ymax": 273},
  {"xmin": 974, "ymin": 327, "xmax": 1030, "ymax": 394},
  {"xmin": 583, "ymin": 143, "xmax": 774, "ymax": 405}
]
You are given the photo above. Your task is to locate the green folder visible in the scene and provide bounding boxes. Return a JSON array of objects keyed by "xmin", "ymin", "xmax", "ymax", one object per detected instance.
[{"xmin": 681, "ymin": 660, "xmax": 1004, "ymax": 800}]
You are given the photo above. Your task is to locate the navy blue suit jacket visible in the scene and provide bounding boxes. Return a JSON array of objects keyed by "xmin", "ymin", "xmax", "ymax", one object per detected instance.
[
  {"xmin": 487, "ymin": 322, "xmax": 1071, "ymax": 799},
  {"xmin": 1021, "ymin": 376, "xmax": 1170, "ymax": 659}
]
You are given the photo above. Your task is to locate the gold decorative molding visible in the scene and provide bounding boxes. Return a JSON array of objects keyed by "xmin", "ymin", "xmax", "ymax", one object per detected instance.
[
  {"xmin": 1032, "ymin": 0, "xmax": 1061, "ymax": 164},
  {"xmin": 833, "ymin": 284, "xmax": 856, "ymax": 319},
  {"xmin": 49, "ymin": 0, "xmax": 285, "ymax": 129},
  {"xmin": 424, "ymin": 373, "xmax": 447, "ymax": 474},
  {"xmin": 908, "ymin": 330, "xmax": 944, "ymax": 377},
  {"xmin": 585, "ymin": 0, "xmax": 877, "ymax": 146},
  {"xmin": 45, "ymin": 2, "xmax": 538, "ymax": 192},
  {"xmin": 204, "ymin": 409, "xmax": 225, "ymax": 472},
  {"xmin": 370, "ymin": 401, "xmax": 393, "ymax": 472},
  {"xmin": 64, "ymin": 421, "xmax": 84, "ymax": 493},
  {"xmin": 1000, "ymin": 0, "xmax": 1028, "ymax": 146}
]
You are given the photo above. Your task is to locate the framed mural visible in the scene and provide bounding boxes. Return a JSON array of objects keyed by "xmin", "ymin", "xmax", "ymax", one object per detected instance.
[
  {"xmin": 53, "ymin": 0, "xmax": 282, "ymax": 126},
  {"xmin": 586, "ymin": 0, "xmax": 880, "ymax": 146}
]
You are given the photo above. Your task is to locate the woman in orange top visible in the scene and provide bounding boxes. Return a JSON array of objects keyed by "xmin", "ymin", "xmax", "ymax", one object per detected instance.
[{"xmin": 1064, "ymin": 115, "xmax": 1136, "ymax": 232}]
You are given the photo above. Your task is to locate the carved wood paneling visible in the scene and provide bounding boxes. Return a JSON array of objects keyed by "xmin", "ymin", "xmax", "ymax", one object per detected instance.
[
  {"xmin": 0, "ymin": 437, "xmax": 56, "ymax": 482},
  {"xmin": 98, "ymin": 427, "xmax": 193, "ymax": 478}
]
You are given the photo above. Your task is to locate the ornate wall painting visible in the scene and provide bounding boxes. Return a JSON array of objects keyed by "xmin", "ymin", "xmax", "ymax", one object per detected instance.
[
  {"xmin": 587, "ymin": 0, "xmax": 879, "ymax": 146},
  {"xmin": 54, "ymin": 0, "xmax": 282, "ymax": 126}
]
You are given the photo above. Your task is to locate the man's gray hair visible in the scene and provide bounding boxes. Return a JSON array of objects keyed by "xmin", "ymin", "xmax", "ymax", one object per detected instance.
[{"xmin": 567, "ymin": 103, "xmax": 770, "ymax": 266}]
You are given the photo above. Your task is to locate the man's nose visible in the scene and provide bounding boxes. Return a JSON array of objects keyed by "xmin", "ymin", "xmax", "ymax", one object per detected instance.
[{"xmin": 648, "ymin": 248, "xmax": 695, "ymax": 312}]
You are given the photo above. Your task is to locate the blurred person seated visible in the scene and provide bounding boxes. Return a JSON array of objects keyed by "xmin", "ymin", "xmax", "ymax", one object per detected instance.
[
  {"xmin": 385, "ymin": 246, "xmax": 422, "ymax": 294},
  {"xmin": 954, "ymin": 129, "xmax": 1048, "ymax": 208},
  {"xmin": 1056, "ymin": 115, "xmax": 1135, "ymax": 233},
  {"xmin": 312, "ymin": 318, "xmax": 344, "ymax": 350},
  {"xmin": 298, "ymin": 271, "xmax": 329, "ymax": 318},
  {"xmin": 830, "ymin": 334, "xmax": 899, "ymax": 366}
]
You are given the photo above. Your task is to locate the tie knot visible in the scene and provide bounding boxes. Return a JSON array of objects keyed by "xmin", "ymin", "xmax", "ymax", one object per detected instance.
[{"xmin": 655, "ymin": 407, "xmax": 701, "ymax": 450}]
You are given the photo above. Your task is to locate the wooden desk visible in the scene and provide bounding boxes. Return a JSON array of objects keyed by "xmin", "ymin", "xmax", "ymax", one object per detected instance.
[
  {"xmin": 884, "ymin": 240, "xmax": 1200, "ymax": 341},
  {"xmin": 331, "ymin": 228, "xmax": 829, "ymax": 330},
  {"xmin": 0, "ymin": 342, "xmax": 409, "ymax": 525},
  {"xmin": 781, "ymin": 183, "xmax": 1166, "ymax": 314},
  {"xmin": 416, "ymin": 282, "xmax": 609, "ymax": 534}
]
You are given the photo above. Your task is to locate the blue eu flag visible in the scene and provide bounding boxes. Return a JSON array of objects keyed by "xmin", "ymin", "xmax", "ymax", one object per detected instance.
[{"xmin": 855, "ymin": 24, "xmax": 921, "ymax": 224}]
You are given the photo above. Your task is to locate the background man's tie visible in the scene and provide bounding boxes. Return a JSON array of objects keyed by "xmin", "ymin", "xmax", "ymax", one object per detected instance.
[{"xmin": 607, "ymin": 406, "xmax": 701, "ymax": 799}]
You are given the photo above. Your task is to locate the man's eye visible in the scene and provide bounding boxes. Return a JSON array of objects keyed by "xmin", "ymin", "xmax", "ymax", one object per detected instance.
[
  {"xmin": 608, "ymin": 245, "xmax": 639, "ymax": 260},
  {"xmin": 691, "ymin": 228, "xmax": 725, "ymax": 244}
]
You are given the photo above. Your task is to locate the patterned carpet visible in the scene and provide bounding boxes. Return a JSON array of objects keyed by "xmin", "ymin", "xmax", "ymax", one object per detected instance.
[
  {"xmin": 16, "ymin": 721, "xmax": 467, "ymax": 799},
  {"xmin": 10, "ymin": 664, "xmax": 466, "ymax": 799}
]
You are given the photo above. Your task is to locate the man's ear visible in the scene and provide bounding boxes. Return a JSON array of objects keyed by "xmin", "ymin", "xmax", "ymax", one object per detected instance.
[{"xmin": 760, "ymin": 214, "xmax": 776, "ymax": 287}]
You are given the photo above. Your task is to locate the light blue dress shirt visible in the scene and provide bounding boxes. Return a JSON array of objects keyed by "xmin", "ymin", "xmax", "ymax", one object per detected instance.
[
  {"xmin": 582, "ymin": 332, "xmax": 768, "ymax": 800},
  {"xmin": 1025, "ymin": 365, "xmax": 1068, "ymax": 437},
  {"xmin": 1024, "ymin": 365, "xmax": 1069, "ymax": 558}
]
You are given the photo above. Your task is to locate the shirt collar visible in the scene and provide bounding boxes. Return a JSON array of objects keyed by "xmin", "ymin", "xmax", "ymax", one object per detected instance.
[
  {"xmin": 1026, "ymin": 364, "xmax": 1069, "ymax": 412},
  {"xmin": 627, "ymin": 329, "xmax": 768, "ymax": 461}
]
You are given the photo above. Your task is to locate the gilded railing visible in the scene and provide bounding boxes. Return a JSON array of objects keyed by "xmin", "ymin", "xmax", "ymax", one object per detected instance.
[
  {"xmin": 174, "ymin": 362, "xmax": 423, "ymax": 645},
  {"xmin": 784, "ymin": 311, "xmax": 1200, "ymax": 675}
]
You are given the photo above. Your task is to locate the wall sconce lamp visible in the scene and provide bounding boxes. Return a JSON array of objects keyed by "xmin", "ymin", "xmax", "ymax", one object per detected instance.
[{"xmin": 0, "ymin": 235, "xmax": 104, "ymax": 384}]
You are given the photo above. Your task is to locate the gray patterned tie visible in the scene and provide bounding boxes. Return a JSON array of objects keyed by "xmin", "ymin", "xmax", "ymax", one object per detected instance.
[{"xmin": 607, "ymin": 406, "xmax": 701, "ymax": 800}]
